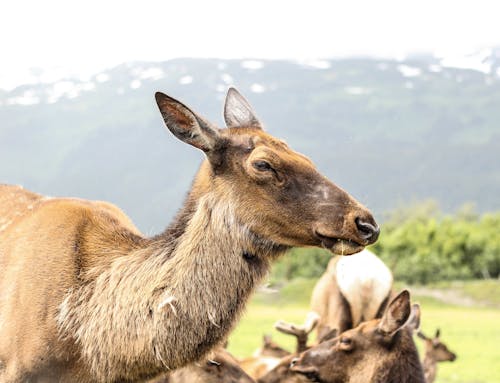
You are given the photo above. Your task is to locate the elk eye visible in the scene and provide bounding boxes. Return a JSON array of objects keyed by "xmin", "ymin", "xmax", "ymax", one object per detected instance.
[
  {"xmin": 207, "ymin": 360, "xmax": 221, "ymax": 367},
  {"xmin": 339, "ymin": 337, "xmax": 353, "ymax": 350},
  {"xmin": 253, "ymin": 160, "xmax": 273, "ymax": 171}
]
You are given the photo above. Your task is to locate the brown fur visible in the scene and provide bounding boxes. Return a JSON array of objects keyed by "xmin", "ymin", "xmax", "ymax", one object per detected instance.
[
  {"xmin": 417, "ymin": 330, "xmax": 456, "ymax": 383},
  {"xmin": 291, "ymin": 291, "xmax": 426, "ymax": 383},
  {"xmin": 311, "ymin": 249, "xmax": 393, "ymax": 338},
  {"xmin": 146, "ymin": 348, "xmax": 255, "ymax": 383},
  {"xmin": 0, "ymin": 89, "xmax": 378, "ymax": 382}
]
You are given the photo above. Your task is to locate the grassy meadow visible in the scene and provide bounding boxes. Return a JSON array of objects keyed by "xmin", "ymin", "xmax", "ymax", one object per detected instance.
[{"xmin": 228, "ymin": 279, "xmax": 500, "ymax": 383}]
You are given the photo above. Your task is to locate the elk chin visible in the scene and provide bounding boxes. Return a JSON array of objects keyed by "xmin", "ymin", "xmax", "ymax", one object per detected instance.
[{"xmin": 321, "ymin": 238, "xmax": 365, "ymax": 255}]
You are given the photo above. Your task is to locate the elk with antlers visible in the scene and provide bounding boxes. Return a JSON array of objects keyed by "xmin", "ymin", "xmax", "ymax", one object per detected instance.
[
  {"xmin": 240, "ymin": 312, "xmax": 319, "ymax": 379},
  {"xmin": 0, "ymin": 88, "xmax": 379, "ymax": 382}
]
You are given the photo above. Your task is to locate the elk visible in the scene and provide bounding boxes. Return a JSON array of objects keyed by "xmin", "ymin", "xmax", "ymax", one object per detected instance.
[
  {"xmin": 0, "ymin": 88, "xmax": 379, "ymax": 382},
  {"xmin": 253, "ymin": 335, "xmax": 290, "ymax": 359},
  {"xmin": 146, "ymin": 347, "xmax": 256, "ymax": 383},
  {"xmin": 291, "ymin": 290, "xmax": 426, "ymax": 383},
  {"xmin": 310, "ymin": 248, "xmax": 393, "ymax": 339},
  {"xmin": 241, "ymin": 312, "xmax": 319, "ymax": 379},
  {"xmin": 257, "ymin": 318, "xmax": 338, "ymax": 383},
  {"xmin": 238, "ymin": 335, "xmax": 291, "ymax": 379},
  {"xmin": 417, "ymin": 329, "xmax": 457, "ymax": 383}
]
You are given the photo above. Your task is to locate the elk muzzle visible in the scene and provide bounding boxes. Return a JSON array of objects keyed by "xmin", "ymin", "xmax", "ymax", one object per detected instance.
[{"xmin": 307, "ymin": 178, "xmax": 379, "ymax": 255}]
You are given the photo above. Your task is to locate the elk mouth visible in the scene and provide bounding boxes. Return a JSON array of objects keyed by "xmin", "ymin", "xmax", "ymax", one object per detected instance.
[{"xmin": 315, "ymin": 232, "xmax": 364, "ymax": 255}]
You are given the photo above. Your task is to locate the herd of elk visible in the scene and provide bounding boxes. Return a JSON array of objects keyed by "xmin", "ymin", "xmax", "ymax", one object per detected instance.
[
  {"xmin": 310, "ymin": 248, "xmax": 393, "ymax": 338},
  {"xmin": 417, "ymin": 329, "xmax": 457, "ymax": 383},
  {"xmin": 0, "ymin": 88, "xmax": 379, "ymax": 382},
  {"xmin": 291, "ymin": 290, "xmax": 426, "ymax": 383}
]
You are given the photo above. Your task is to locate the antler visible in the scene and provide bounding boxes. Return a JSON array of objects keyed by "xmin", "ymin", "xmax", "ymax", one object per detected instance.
[{"xmin": 274, "ymin": 311, "xmax": 320, "ymax": 353}]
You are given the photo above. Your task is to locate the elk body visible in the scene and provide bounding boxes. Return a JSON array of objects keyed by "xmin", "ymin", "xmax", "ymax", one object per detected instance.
[
  {"xmin": 0, "ymin": 88, "xmax": 379, "ymax": 383},
  {"xmin": 310, "ymin": 249, "xmax": 393, "ymax": 338},
  {"xmin": 146, "ymin": 348, "xmax": 256, "ymax": 383},
  {"xmin": 417, "ymin": 330, "xmax": 457, "ymax": 383},
  {"xmin": 291, "ymin": 291, "xmax": 426, "ymax": 383}
]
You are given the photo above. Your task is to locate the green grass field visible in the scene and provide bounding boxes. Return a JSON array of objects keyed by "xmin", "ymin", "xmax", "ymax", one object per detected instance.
[{"xmin": 228, "ymin": 279, "xmax": 500, "ymax": 383}]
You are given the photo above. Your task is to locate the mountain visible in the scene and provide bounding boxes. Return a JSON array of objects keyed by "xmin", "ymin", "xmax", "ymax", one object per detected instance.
[{"xmin": 1, "ymin": 54, "xmax": 500, "ymax": 233}]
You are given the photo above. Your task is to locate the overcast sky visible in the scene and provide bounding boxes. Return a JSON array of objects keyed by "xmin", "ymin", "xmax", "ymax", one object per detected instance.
[{"xmin": 1, "ymin": 0, "xmax": 499, "ymax": 88}]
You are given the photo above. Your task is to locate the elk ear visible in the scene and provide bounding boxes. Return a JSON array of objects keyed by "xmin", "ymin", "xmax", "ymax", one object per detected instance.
[
  {"xmin": 224, "ymin": 87, "xmax": 262, "ymax": 129},
  {"xmin": 378, "ymin": 290, "xmax": 411, "ymax": 336},
  {"xmin": 155, "ymin": 92, "xmax": 222, "ymax": 153},
  {"xmin": 405, "ymin": 304, "xmax": 421, "ymax": 333}
]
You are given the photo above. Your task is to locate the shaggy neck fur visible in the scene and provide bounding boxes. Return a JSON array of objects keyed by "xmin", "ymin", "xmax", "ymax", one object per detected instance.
[{"xmin": 58, "ymin": 190, "xmax": 287, "ymax": 382}]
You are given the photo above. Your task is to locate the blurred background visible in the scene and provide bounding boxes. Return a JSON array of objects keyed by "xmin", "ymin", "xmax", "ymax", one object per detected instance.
[{"xmin": 1, "ymin": 1, "xmax": 499, "ymax": 382}]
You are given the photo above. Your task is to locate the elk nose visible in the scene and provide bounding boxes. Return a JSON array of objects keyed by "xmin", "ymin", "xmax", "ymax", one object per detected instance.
[{"xmin": 355, "ymin": 217, "xmax": 380, "ymax": 244}]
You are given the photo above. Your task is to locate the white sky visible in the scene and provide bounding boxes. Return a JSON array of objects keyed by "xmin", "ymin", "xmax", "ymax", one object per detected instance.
[{"xmin": 1, "ymin": 0, "xmax": 500, "ymax": 88}]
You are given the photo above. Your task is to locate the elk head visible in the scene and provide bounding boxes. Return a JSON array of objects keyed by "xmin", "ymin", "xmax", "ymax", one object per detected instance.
[
  {"xmin": 418, "ymin": 329, "xmax": 457, "ymax": 362},
  {"xmin": 155, "ymin": 88, "xmax": 379, "ymax": 255},
  {"xmin": 290, "ymin": 291, "xmax": 423, "ymax": 383}
]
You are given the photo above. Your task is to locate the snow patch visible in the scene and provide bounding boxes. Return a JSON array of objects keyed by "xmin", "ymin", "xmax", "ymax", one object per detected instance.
[
  {"xmin": 241, "ymin": 60, "xmax": 264, "ymax": 70},
  {"xmin": 299, "ymin": 59, "xmax": 331, "ymax": 69},
  {"xmin": 138, "ymin": 67, "xmax": 164, "ymax": 80},
  {"xmin": 46, "ymin": 81, "xmax": 95, "ymax": 103},
  {"xmin": 130, "ymin": 80, "xmax": 142, "ymax": 89},
  {"xmin": 215, "ymin": 84, "xmax": 226, "ymax": 93},
  {"xmin": 217, "ymin": 62, "xmax": 227, "ymax": 71},
  {"xmin": 439, "ymin": 48, "xmax": 492, "ymax": 74},
  {"xmin": 397, "ymin": 65, "xmax": 422, "ymax": 77},
  {"xmin": 179, "ymin": 75, "xmax": 193, "ymax": 85},
  {"xmin": 250, "ymin": 83, "xmax": 266, "ymax": 93}
]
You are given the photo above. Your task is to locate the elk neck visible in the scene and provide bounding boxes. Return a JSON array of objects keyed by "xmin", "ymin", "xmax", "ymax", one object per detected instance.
[{"xmin": 57, "ymin": 171, "xmax": 289, "ymax": 381}]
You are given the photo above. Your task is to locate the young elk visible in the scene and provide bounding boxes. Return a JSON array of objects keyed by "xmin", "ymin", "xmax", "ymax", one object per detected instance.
[
  {"xmin": 0, "ymin": 88, "xmax": 379, "ymax": 383},
  {"xmin": 257, "ymin": 328, "xmax": 339, "ymax": 383},
  {"xmin": 254, "ymin": 335, "xmax": 291, "ymax": 359},
  {"xmin": 311, "ymin": 249, "xmax": 393, "ymax": 339},
  {"xmin": 291, "ymin": 291, "xmax": 426, "ymax": 383},
  {"xmin": 147, "ymin": 347, "xmax": 256, "ymax": 383},
  {"xmin": 417, "ymin": 329, "xmax": 457, "ymax": 383}
]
